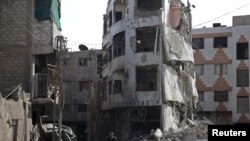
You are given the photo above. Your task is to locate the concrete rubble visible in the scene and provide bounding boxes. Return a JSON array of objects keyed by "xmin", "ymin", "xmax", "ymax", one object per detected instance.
[
  {"xmin": 161, "ymin": 119, "xmax": 211, "ymax": 141},
  {"xmin": 130, "ymin": 118, "xmax": 212, "ymax": 141}
]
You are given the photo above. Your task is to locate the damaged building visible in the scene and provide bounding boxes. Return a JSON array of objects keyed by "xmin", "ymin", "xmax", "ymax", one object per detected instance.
[
  {"xmin": 0, "ymin": 0, "xmax": 64, "ymax": 140},
  {"xmin": 62, "ymin": 48, "xmax": 102, "ymax": 141},
  {"xmin": 97, "ymin": 0, "xmax": 198, "ymax": 140},
  {"xmin": 193, "ymin": 15, "xmax": 250, "ymax": 124}
]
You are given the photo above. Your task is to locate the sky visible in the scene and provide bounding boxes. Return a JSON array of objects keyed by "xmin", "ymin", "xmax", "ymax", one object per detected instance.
[{"xmin": 61, "ymin": 0, "xmax": 250, "ymax": 51}]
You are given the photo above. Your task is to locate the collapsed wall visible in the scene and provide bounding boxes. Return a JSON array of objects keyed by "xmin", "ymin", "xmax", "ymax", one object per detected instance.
[{"xmin": 161, "ymin": 0, "xmax": 198, "ymax": 133}]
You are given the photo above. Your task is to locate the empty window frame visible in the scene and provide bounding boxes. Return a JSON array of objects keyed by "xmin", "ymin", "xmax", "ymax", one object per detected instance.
[
  {"xmin": 79, "ymin": 58, "xmax": 87, "ymax": 66},
  {"xmin": 103, "ymin": 53, "xmax": 109, "ymax": 65},
  {"xmin": 195, "ymin": 64, "xmax": 204, "ymax": 75},
  {"xmin": 137, "ymin": 0, "xmax": 162, "ymax": 11},
  {"xmin": 214, "ymin": 37, "xmax": 227, "ymax": 48},
  {"xmin": 103, "ymin": 14, "xmax": 108, "ymax": 35},
  {"xmin": 113, "ymin": 31, "xmax": 125, "ymax": 58},
  {"xmin": 237, "ymin": 96, "xmax": 249, "ymax": 113},
  {"xmin": 192, "ymin": 38, "xmax": 204, "ymax": 49},
  {"xmin": 109, "ymin": 11, "xmax": 113, "ymax": 27},
  {"xmin": 79, "ymin": 81, "xmax": 90, "ymax": 91},
  {"xmin": 214, "ymin": 91, "xmax": 228, "ymax": 102},
  {"xmin": 237, "ymin": 70, "xmax": 249, "ymax": 87},
  {"xmin": 97, "ymin": 54, "xmax": 103, "ymax": 74},
  {"xmin": 198, "ymin": 91, "xmax": 204, "ymax": 102},
  {"xmin": 108, "ymin": 46, "xmax": 113, "ymax": 61},
  {"xmin": 136, "ymin": 66, "xmax": 157, "ymax": 91},
  {"xmin": 214, "ymin": 64, "xmax": 228, "ymax": 74},
  {"xmin": 77, "ymin": 104, "xmax": 87, "ymax": 112},
  {"xmin": 114, "ymin": 0, "xmax": 124, "ymax": 22},
  {"xmin": 237, "ymin": 42, "xmax": 249, "ymax": 60},
  {"xmin": 115, "ymin": 12, "xmax": 122, "ymax": 22},
  {"xmin": 113, "ymin": 80, "xmax": 122, "ymax": 94},
  {"xmin": 136, "ymin": 26, "xmax": 157, "ymax": 52}
]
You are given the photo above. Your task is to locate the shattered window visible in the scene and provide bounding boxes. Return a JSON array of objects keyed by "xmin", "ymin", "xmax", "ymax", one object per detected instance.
[
  {"xmin": 214, "ymin": 37, "xmax": 227, "ymax": 48},
  {"xmin": 214, "ymin": 91, "xmax": 228, "ymax": 102},
  {"xmin": 79, "ymin": 81, "xmax": 90, "ymax": 91},
  {"xmin": 214, "ymin": 64, "xmax": 228, "ymax": 75},
  {"xmin": 113, "ymin": 80, "xmax": 122, "ymax": 94},
  {"xmin": 79, "ymin": 58, "xmax": 87, "ymax": 67},
  {"xmin": 237, "ymin": 42, "xmax": 249, "ymax": 60},
  {"xmin": 192, "ymin": 38, "xmax": 204, "ymax": 49},
  {"xmin": 136, "ymin": 26, "xmax": 157, "ymax": 52},
  {"xmin": 113, "ymin": 31, "xmax": 125, "ymax": 58},
  {"xmin": 137, "ymin": 0, "xmax": 162, "ymax": 11},
  {"xmin": 237, "ymin": 70, "xmax": 249, "ymax": 87},
  {"xmin": 237, "ymin": 96, "xmax": 249, "ymax": 113},
  {"xmin": 195, "ymin": 64, "xmax": 204, "ymax": 75},
  {"xmin": 198, "ymin": 91, "xmax": 204, "ymax": 102},
  {"xmin": 136, "ymin": 66, "xmax": 157, "ymax": 91}
]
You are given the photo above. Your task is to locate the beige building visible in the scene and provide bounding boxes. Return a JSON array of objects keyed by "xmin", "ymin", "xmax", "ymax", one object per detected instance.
[
  {"xmin": 97, "ymin": 0, "xmax": 198, "ymax": 141},
  {"xmin": 192, "ymin": 15, "xmax": 250, "ymax": 124},
  {"xmin": 62, "ymin": 49, "xmax": 102, "ymax": 141}
]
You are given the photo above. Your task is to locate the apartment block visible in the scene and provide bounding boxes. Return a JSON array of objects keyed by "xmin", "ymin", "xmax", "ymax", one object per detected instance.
[
  {"xmin": 62, "ymin": 49, "xmax": 102, "ymax": 141},
  {"xmin": 97, "ymin": 0, "xmax": 197, "ymax": 141},
  {"xmin": 192, "ymin": 15, "xmax": 250, "ymax": 124}
]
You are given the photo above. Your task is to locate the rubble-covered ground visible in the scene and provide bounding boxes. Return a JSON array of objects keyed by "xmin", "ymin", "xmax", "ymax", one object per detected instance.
[
  {"xmin": 161, "ymin": 119, "xmax": 212, "ymax": 141},
  {"xmin": 131, "ymin": 118, "xmax": 212, "ymax": 141}
]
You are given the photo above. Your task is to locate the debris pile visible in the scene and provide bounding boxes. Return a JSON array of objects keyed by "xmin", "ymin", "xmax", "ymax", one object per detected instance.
[{"xmin": 161, "ymin": 119, "xmax": 212, "ymax": 141}]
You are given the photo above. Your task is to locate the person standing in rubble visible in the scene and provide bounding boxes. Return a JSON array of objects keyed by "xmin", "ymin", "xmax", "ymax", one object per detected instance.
[{"xmin": 106, "ymin": 131, "xmax": 118, "ymax": 141}]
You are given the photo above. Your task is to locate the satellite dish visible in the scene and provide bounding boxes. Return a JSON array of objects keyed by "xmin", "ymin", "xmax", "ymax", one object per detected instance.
[{"xmin": 79, "ymin": 44, "xmax": 88, "ymax": 51}]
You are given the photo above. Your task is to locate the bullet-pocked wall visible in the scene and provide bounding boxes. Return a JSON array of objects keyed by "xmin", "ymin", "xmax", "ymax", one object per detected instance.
[{"xmin": 98, "ymin": 0, "xmax": 196, "ymax": 141}]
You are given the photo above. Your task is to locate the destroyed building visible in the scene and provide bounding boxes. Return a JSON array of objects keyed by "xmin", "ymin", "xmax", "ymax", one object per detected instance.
[
  {"xmin": 0, "ymin": 0, "xmax": 62, "ymax": 140},
  {"xmin": 193, "ymin": 15, "xmax": 250, "ymax": 124},
  {"xmin": 62, "ymin": 48, "xmax": 102, "ymax": 141},
  {"xmin": 97, "ymin": 0, "xmax": 198, "ymax": 141}
]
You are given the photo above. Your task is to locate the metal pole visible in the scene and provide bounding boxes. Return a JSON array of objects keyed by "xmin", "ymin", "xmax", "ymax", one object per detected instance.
[{"xmin": 58, "ymin": 36, "xmax": 63, "ymax": 141}]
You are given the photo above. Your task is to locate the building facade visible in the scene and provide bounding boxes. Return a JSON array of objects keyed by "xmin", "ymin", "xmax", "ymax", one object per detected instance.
[
  {"xmin": 62, "ymin": 49, "xmax": 102, "ymax": 141},
  {"xmin": 98, "ymin": 0, "xmax": 197, "ymax": 141},
  {"xmin": 0, "ymin": 0, "xmax": 62, "ymax": 140},
  {"xmin": 192, "ymin": 15, "xmax": 250, "ymax": 124}
]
